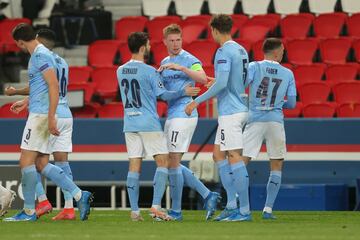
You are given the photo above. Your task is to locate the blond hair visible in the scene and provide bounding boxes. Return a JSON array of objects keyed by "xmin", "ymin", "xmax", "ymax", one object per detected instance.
[{"xmin": 163, "ymin": 24, "xmax": 182, "ymax": 38}]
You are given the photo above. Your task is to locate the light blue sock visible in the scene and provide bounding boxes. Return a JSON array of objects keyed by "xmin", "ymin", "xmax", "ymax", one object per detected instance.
[
  {"xmin": 181, "ymin": 164, "xmax": 210, "ymax": 199},
  {"xmin": 169, "ymin": 167, "xmax": 184, "ymax": 212},
  {"xmin": 41, "ymin": 163, "xmax": 81, "ymax": 198},
  {"xmin": 21, "ymin": 165, "xmax": 37, "ymax": 210},
  {"xmin": 231, "ymin": 161, "xmax": 250, "ymax": 215},
  {"xmin": 217, "ymin": 159, "xmax": 237, "ymax": 209},
  {"xmin": 126, "ymin": 171, "xmax": 140, "ymax": 211},
  {"xmin": 152, "ymin": 167, "xmax": 168, "ymax": 206},
  {"xmin": 55, "ymin": 162, "xmax": 73, "ymax": 202},
  {"xmin": 35, "ymin": 172, "xmax": 46, "ymax": 200},
  {"xmin": 265, "ymin": 171, "xmax": 282, "ymax": 209}
]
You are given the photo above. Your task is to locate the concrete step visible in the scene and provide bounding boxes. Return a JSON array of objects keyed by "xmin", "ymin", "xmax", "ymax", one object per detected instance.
[
  {"xmin": 0, "ymin": 95, "xmax": 25, "ymax": 107},
  {"xmin": 102, "ymin": 0, "xmax": 142, "ymax": 6},
  {"xmin": 64, "ymin": 57, "xmax": 88, "ymax": 66},
  {"xmin": 64, "ymin": 45, "xmax": 89, "ymax": 58}
]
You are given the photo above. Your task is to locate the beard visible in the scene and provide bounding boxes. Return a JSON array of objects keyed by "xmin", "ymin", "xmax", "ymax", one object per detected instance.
[{"xmin": 144, "ymin": 48, "xmax": 150, "ymax": 61}]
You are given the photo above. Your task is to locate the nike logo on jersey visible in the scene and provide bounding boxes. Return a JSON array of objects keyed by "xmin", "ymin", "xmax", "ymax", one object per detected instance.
[
  {"xmin": 23, "ymin": 140, "xmax": 28, "ymax": 145},
  {"xmin": 127, "ymin": 185, "xmax": 135, "ymax": 190},
  {"xmin": 171, "ymin": 143, "xmax": 176, "ymax": 148}
]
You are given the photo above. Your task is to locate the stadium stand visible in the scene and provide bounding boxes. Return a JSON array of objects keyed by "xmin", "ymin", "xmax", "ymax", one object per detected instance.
[
  {"xmin": 341, "ymin": 0, "xmax": 360, "ymax": 14},
  {"xmin": 313, "ymin": 13, "xmax": 347, "ymax": 39},
  {"xmin": 336, "ymin": 103, "xmax": 360, "ymax": 117},
  {"xmin": 298, "ymin": 82, "xmax": 331, "ymax": 104},
  {"xmin": 88, "ymin": 40, "xmax": 120, "ymax": 67},
  {"xmin": 241, "ymin": 0, "xmax": 272, "ymax": 16},
  {"xmin": 293, "ymin": 64, "xmax": 326, "ymax": 87},
  {"xmin": 308, "ymin": 0, "xmax": 338, "ymax": 14},
  {"xmin": 273, "ymin": 0, "xmax": 302, "ymax": 15},
  {"xmin": 280, "ymin": 14, "xmax": 314, "ymax": 39},
  {"xmin": 286, "ymin": 39, "xmax": 318, "ymax": 65},
  {"xmin": 142, "ymin": 0, "xmax": 172, "ymax": 18},
  {"xmin": 174, "ymin": 0, "xmax": 204, "ymax": 17},
  {"xmin": 319, "ymin": 38, "xmax": 352, "ymax": 64},
  {"xmin": 302, "ymin": 102, "xmax": 336, "ymax": 118},
  {"xmin": 208, "ymin": 0, "xmax": 238, "ymax": 15},
  {"xmin": 115, "ymin": 16, "xmax": 148, "ymax": 43}
]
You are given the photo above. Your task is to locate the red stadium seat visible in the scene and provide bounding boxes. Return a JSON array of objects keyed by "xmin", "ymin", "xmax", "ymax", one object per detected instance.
[
  {"xmin": 283, "ymin": 102, "xmax": 303, "ymax": 118},
  {"xmin": 72, "ymin": 103, "xmax": 99, "ymax": 118},
  {"xmin": 88, "ymin": 40, "xmax": 120, "ymax": 67},
  {"xmin": 234, "ymin": 39, "xmax": 253, "ymax": 53},
  {"xmin": 347, "ymin": 13, "xmax": 360, "ymax": 38},
  {"xmin": 146, "ymin": 16, "xmax": 182, "ymax": 42},
  {"xmin": 324, "ymin": 64, "xmax": 358, "ymax": 86},
  {"xmin": 231, "ymin": 14, "xmax": 249, "ymax": 32},
  {"xmin": 247, "ymin": 14, "xmax": 281, "ymax": 32},
  {"xmin": 332, "ymin": 82, "xmax": 360, "ymax": 104},
  {"xmin": 115, "ymin": 16, "xmax": 148, "ymax": 42},
  {"xmin": 238, "ymin": 24, "xmax": 271, "ymax": 44},
  {"xmin": 299, "ymin": 82, "xmax": 331, "ymax": 104},
  {"xmin": 353, "ymin": 40, "xmax": 360, "ymax": 63},
  {"xmin": 184, "ymin": 40, "xmax": 218, "ymax": 67},
  {"xmin": 280, "ymin": 14, "xmax": 314, "ymax": 40},
  {"xmin": 303, "ymin": 103, "xmax": 336, "ymax": 118},
  {"xmin": 286, "ymin": 39, "xmax": 318, "ymax": 65},
  {"xmin": 181, "ymin": 23, "xmax": 206, "ymax": 45},
  {"xmin": 92, "ymin": 67, "xmax": 119, "ymax": 99},
  {"xmin": 0, "ymin": 18, "xmax": 31, "ymax": 53},
  {"xmin": 182, "ymin": 15, "xmax": 211, "ymax": 27},
  {"xmin": 151, "ymin": 42, "xmax": 168, "ymax": 66},
  {"xmin": 68, "ymin": 83, "xmax": 95, "ymax": 103},
  {"xmin": 319, "ymin": 38, "xmax": 352, "ymax": 64},
  {"xmin": 198, "ymin": 100, "xmax": 214, "ymax": 118},
  {"xmin": 118, "ymin": 42, "xmax": 132, "ymax": 64},
  {"xmin": 97, "ymin": 102, "xmax": 124, "ymax": 118},
  {"xmin": 293, "ymin": 64, "xmax": 326, "ymax": 86},
  {"xmin": 336, "ymin": 103, "xmax": 360, "ymax": 118},
  {"xmin": 0, "ymin": 103, "xmax": 28, "ymax": 118},
  {"xmin": 251, "ymin": 40, "xmax": 264, "ymax": 61},
  {"xmin": 157, "ymin": 101, "xmax": 168, "ymax": 117},
  {"xmin": 68, "ymin": 66, "xmax": 92, "ymax": 85},
  {"xmin": 313, "ymin": 13, "xmax": 347, "ymax": 39}
]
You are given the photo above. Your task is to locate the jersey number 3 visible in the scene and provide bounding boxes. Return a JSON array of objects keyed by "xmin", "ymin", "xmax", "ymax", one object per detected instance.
[{"xmin": 121, "ymin": 79, "xmax": 142, "ymax": 108}]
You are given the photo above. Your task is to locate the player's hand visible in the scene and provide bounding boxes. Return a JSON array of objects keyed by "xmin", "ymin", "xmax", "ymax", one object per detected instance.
[
  {"xmin": 158, "ymin": 63, "xmax": 184, "ymax": 72},
  {"xmin": 10, "ymin": 98, "xmax": 28, "ymax": 114},
  {"xmin": 205, "ymin": 77, "xmax": 215, "ymax": 88},
  {"xmin": 4, "ymin": 86, "xmax": 17, "ymax": 96},
  {"xmin": 48, "ymin": 117, "xmax": 60, "ymax": 136},
  {"xmin": 185, "ymin": 101, "xmax": 198, "ymax": 116},
  {"xmin": 184, "ymin": 84, "xmax": 201, "ymax": 96}
]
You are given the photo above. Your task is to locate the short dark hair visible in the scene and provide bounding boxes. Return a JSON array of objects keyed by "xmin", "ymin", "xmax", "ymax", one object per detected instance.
[
  {"xmin": 128, "ymin": 32, "xmax": 149, "ymax": 54},
  {"xmin": 262, "ymin": 38, "xmax": 283, "ymax": 54},
  {"xmin": 209, "ymin": 14, "xmax": 233, "ymax": 34},
  {"xmin": 36, "ymin": 28, "xmax": 56, "ymax": 43},
  {"xmin": 12, "ymin": 23, "xmax": 36, "ymax": 41}
]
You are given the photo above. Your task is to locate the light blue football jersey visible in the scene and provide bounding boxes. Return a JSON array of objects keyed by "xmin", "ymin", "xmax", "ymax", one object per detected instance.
[
  {"xmin": 160, "ymin": 50, "xmax": 200, "ymax": 119},
  {"xmin": 247, "ymin": 60, "xmax": 297, "ymax": 123},
  {"xmin": 117, "ymin": 60, "xmax": 168, "ymax": 132},
  {"xmin": 52, "ymin": 52, "xmax": 72, "ymax": 118},
  {"xmin": 194, "ymin": 40, "xmax": 249, "ymax": 116},
  {"xmin": 28, "ymin": 44, "xmax": 57, "ymax": 114}
]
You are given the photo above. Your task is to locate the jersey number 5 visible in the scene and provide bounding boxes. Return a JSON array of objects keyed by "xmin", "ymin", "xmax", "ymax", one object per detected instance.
[{"xmin": 121, "ymin": 78, "xmax": 142, "ymax": 108}]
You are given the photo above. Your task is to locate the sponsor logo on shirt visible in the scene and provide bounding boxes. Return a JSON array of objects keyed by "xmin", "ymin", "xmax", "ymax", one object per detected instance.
[{"xmin": 217, "ymin": 59, "xmax": 227, "ymax": 64}]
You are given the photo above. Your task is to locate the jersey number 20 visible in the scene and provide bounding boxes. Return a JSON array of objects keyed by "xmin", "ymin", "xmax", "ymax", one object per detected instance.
[{"xmin": 121, "ymin": 78, "xmax": 142, "ymax": 108}]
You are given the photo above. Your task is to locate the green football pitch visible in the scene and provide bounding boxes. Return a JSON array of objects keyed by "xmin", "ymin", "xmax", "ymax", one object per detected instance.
[{"xmin": 1, "ymin": 210, "xmax": 359, "ymax": 240}]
